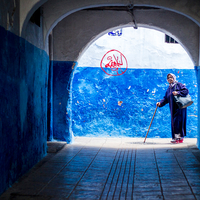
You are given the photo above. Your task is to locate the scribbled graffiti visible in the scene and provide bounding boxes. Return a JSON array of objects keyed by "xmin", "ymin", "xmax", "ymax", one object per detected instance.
[
  {"xmin": 108, "ymin": 29, "xmax": 122, "ymax": 36},
  {"xmin": 100, "ymin": 49, "xmax": 128, "ymax": 76}
]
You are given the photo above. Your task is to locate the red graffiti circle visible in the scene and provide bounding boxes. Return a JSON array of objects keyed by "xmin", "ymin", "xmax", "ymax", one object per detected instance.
[{"xmin": 100, "ymin": 49, "xmax": 128, "ymax": 76}]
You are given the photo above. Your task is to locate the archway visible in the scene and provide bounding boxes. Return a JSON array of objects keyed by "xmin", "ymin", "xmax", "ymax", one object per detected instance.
[
  {"xmin": 70, "ymin": 27, "xmax": 197, "ymax": 139},
  {"xmin": 48, "ymin": 7, "xmax": 199, "ymax": 144},
  {"xmin": 19, "ymin": 0, "xmax": 200, "ymax": 145},
  {"xmin": 2, "ymin": 1, "xmax": 200, "ymax": 195}
]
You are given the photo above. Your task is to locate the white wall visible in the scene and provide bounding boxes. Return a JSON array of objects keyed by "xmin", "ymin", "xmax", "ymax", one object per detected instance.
[{"xmin": 78, "ymin": 27, "xmax": 194, "ymax": 69}]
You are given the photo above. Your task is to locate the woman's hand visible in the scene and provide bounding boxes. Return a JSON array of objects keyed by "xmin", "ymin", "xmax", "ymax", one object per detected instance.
[
  {"xmin": 172, "ymin": 91, "xmax": 178, "ymax": 96},
  {"xmin": 156, "ymin": 102, "xmax": 160, "ymax": 107}
]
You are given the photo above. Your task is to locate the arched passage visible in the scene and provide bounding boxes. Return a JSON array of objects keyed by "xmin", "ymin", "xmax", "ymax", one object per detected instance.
[
  {"xmin": 48, "ymin": 7, "xmax": 200, "ymax": 144},
  {"xmin": 1, "ymin": 0, "xmax": 200, "ymax": 195},
  {"xmin": 70, "ymin": 27, "xmax": 197, "ymax": 139}
]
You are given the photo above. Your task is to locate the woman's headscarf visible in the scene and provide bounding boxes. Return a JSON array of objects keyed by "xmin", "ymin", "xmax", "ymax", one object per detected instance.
[{"xmin": 167, "ymin": 73, "xmax": 178, "ymax": 88}]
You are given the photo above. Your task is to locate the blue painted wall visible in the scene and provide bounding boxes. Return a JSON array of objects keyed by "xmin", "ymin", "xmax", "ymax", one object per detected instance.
[
  {"xmin": 72, "ymin": 67, "xmax": 197, "ymax": 138},
  {"xmin": 0, "ymin": 26, "xmax": 48, "ymax": 194}
]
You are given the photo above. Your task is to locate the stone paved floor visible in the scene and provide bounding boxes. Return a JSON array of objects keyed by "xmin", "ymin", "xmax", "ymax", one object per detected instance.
[{"xmin": 1, "ymin": 137, "xmax": 200, "ymax": 200}]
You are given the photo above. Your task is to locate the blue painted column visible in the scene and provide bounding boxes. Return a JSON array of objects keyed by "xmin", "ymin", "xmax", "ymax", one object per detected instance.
[
  {"xmin": 195, "ymin": 66, "xmax": 200, "ymax": 148},
  {"xmin": 47, "ymin": 33, "xmax": 53, "ymax": 141},
  {"xmin": 53, "ymin": 61, "xmax": 75, "ymax": 143},
  {"xmin": 47, "ymin": 60, "xmax": 53, "ymax": 141}
]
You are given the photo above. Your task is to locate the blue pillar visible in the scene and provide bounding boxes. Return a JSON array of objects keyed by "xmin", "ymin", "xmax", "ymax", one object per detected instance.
[
  {"xmin": 47, "ymin": 60, "xmax": 53, "ymax": 141},
  {"xmin": 195, "ymin": 66, "xmax": 200, "ymax": 148},
  {"xmin": 53, "ymin": 61, "xmax": 76, "ymax": 143}
]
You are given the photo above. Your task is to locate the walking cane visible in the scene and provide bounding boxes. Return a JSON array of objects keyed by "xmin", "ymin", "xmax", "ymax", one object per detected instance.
[{"xmin": 144, "ymin": 105, "xmax": 158, "ymax": 143}]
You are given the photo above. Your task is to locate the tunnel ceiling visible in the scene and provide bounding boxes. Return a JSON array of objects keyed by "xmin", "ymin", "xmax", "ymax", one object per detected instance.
[
  {"xmin": 21, "ymin": 0, "xmax": 200, "ymax": 39},
  {"xmin": 51, "ymin": 8, "xmax": 199, "ymax": 65},
  {"xmin": 19, "ymin": 0, "xmax": 200, "ymax": 65}
]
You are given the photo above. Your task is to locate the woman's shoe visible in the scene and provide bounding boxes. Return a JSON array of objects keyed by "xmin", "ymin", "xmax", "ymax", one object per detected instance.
[
  {"xmin": 178, "ymin": 138, "xmax": 184, "ymax": 143},
  {"xmin": 171, "ymin": 139, "xmax": 178, "ymax": 144}
]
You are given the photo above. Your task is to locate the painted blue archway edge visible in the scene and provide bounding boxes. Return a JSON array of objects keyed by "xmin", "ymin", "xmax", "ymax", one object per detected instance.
[{"xmin": 53, "ymin": 61, "xmax": 77, "ymax": 143}]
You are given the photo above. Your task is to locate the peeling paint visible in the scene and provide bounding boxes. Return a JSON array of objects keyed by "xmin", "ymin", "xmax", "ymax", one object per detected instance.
[{"xmin": 118, "ymin": 101, "xmax": 123, "ymax": 106}]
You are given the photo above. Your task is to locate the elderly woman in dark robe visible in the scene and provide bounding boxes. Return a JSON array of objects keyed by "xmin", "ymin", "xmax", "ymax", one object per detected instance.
[{"xmin": 156, "ymin": 73, "xmax": 189, "ymax": 144}]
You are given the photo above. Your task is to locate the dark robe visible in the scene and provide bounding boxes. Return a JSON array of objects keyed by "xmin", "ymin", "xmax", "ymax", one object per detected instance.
[{"xmin": 159, "ymin": 82, "xmax": 189, "ymax": 139}]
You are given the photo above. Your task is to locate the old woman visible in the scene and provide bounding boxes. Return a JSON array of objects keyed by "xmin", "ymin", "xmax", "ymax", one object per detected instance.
[{"xmin": 156, "ymin": 73, "xmax": 189, "ymax": 143}]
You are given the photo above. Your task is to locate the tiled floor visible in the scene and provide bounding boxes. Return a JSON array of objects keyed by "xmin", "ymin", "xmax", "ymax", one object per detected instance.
[{"xmin": 1, "ymin": 137, "xmax": 200, "ymax": 200}]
